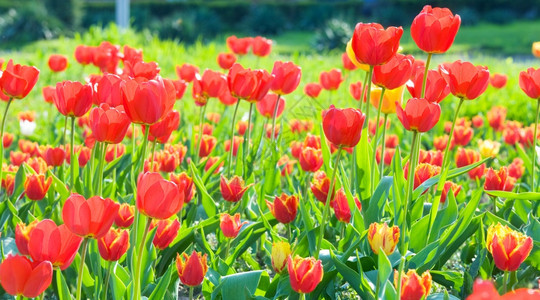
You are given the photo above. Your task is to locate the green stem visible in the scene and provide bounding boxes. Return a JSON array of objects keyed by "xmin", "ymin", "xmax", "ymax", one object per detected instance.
[
  {"xmin": 76, "ymin": 238, "xmax": 89, "ymax": 300},
  {"xmin": 400, "ymin": 130, "xmax": 420, "ymax": 263},
  {"xmin": 421, "ymin": 53, "xmax": 432, "ymax": 99},
  {"xmin": 503, "ymin": 270, "xmax": 509, "ymax": 294},
  {"xmin": 396, "ymin": 259, "xmax": 405, "ymax": 300},
  {"xmin": 225, "ymin": 238, "xmax": 231, "ymax": 258},
  {"xmin": 299, "ymin": 292, "xmax": 306, "ymax": 300},
  {"xmin": 243, "ymin": 103, "xmax": 254, "ymax": 177},
  {"xmin": 288, "ymin": 223, "xmax": 292, "ymax": 241},
  {"xmin": 492, "ymin": 196, "xmax": 497, "ymax": 215},
  {"xmin": 132, "ymin": 218, "xmax": 152, "ymax": 300},
  {"xmin": 131, "ymin": 123, "xmax": 136, "ymax": 161},
  {"xmin": 440, "ymin": 98, "xmax": 464, "ymax": 174},
  {"xmin": 195, "ymin": 105, "xmax": 207, "ymax": 163},
  {"xmin": 70, "ymin": 117, "xmax": 76, "ymax": 193},
  {"xmin": 63, "ymin": 115, "xmax": 68, "ymax": 149},
  {"xmin": 532, "ymin": 99, "xmax": 539, "ymax": 192},
  {"xmin": 370, "ymin": 87, "xmax": 386, "ymax": 193},
  {"xmin": 97, "ymin": 142, "xmax": 107, "ymax": 196},
  {"xmin": 364, "ymin": 66, "xmax": 374, "ymax": 129},
  {"xmin": 270, "ymin": 95, "xmax": 281, "ymax": 144},
  {"xmin": 137, "ymin": 126, "xmax": 151, "ymax": 176},
  {"xmin": 189, "ymin": 286, "xmax": 194, "ymax": 300},
  {"xmin": 359, "ymin": 71, "xmax": 369, "ymax": 111},
  {"xmin": 315, "ymin": 147, "xmax": 343, "ymax": 259},
  {"xmin": 0, "ymin": 98, "xmax": 11, "ymax": 183},
  {"xmin": 227, "ymin": 100, "xmax": 241, "ymax": 177},
  {"xmin": 375, "ymin": 267, "xmax": 381, "ymax": 297},
  {"xmin": 379, "ymin": 114, "xmax": 389, "ymax": 178},
  {"xmin": 150, "ymin": 140, "xmax": 157, "ymax": 171},
  {"xmin": 103, "ymin": 261, "xmax": 113, "ymax": 300}
]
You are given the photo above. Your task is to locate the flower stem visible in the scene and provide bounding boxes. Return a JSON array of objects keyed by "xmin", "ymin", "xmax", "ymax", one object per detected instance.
[
  {"xmin": 102, "ymin": 261, "xmax": 113, "ymax": 300},
  {"xmin": 315, "ymin": 147, "xmax": 342, "ymax": 259},
  {"xmin": 503, "ymin": 270, "xmax": 509, "ymax": 294},
  {"xmin": 0, "ymin": 98, "xmax": 12, "ymax": 184},
  {"xmin": 421, "ymin": 53, "xmax": 432, "ymax": 99},
  {"xmin": 189, "ymin": 286, "xmax": 194, "ymax": 300},
  {"xmin": 132, "ymin": 218, "xmax": 152, "ymax": 300},
  {"xmin": 364, "ymin": 66, "xmax": 374, "ymax": 128},
  {"xmin": 97, "ymin": 142, "xmax": 107, "ymax": 196},
  {"xmin": 299, "ymin": 293, "xmax": 305, "ymax": 300},
  {"xmin": 227, "ymin": 101, "xmax": 241, "ymax": 177},
  {"xmin": 243, "ymin": 103, "xmax": 254, "ymax": 177},
  {"xmin": 492, "ymin": 196, "xmax": 497, "ymax": 215},
  {"xmin": 195, "ymin": 105, "xmax": 207, "ymax": 164},
  {"xmin": 532, "ymin": 99, "xmax": 540, "ymax": 192},
  {"xmin": 76, "ymin": 238, "xmax": 89, "ymax": 300},
  {"xmin": 150, "ymin": 140, "xmax": 157, "ymax": 171},
  {"xmin": 270, "ymin": 95, "xmax": 281, "ymax": 144},
  {"xmin": 370, "ymin": 87, "xmax": 386, "ymax": 193},
  {"xmin": 402, "ymin": 131, "xmax": 420, "ymax": 250},
  {"xmin": 70, "ymin": 116, "xmax": 76, "ymax": 193},
  {"xmin": 225, "ymin": 238, "xmax": 231, "ymax": 258},
  {"xmin": 359, "ymin": 71, "xmax": 369, "ymax": 111},
  {"xmin": 137, "ymin": 126, "xmax": 151, "ymax": 176},
  {"xmin": 379, "ymin": 113, "xmax": 389, "ymax": 179}
]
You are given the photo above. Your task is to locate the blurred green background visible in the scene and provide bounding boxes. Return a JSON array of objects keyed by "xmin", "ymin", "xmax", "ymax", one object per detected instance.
[{"xmin": 0, "ymin": 0, "xmax": 539, "ymax": 56}]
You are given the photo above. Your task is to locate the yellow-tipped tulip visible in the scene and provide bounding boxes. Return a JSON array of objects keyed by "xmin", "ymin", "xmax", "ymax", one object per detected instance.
[
  {"xmin": 367, "ymin": 222, "xmax": 400, "ymax": 255},
  {"xmin": 271, "ymin": 241, "xmax": 292, "ymax": 273},
  {"xmin": 370, "ymin": 85, "xmax": 405, "ymax": 115}
]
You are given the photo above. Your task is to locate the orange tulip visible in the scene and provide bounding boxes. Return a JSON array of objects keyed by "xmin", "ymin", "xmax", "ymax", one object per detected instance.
[
  {"xmin": 150, "ymin": 218, "xmax": 180, "ymax": 250},
  {"xmin": 220, "ymin": 175, "xmax": 252, "ymax": 203},
  {"xmin": 114, "ymin": 203, "xmax": 135, "ymax": 228},
  {"xmin": 176, "ymin": 251, "xmax": 208, "ymax": 287},
  {"xmin": 15, "ymin": 220, "xmax": 38, "ymax": 256},
  {"xmin": 394, "ymin": 270, "xmax": 432, "ymax": 300},
  {"xmin": 486, "ymin": 223, "xmax": 533, "ymax": 271},
  {"xmin": 0, "ymin": 254, "xmax": 53, "ymax": 298},
  {"xmin": 23, "ymin": 174, "xmax": 52, "ymax": 201},
  {"xmin": 62, "ymin": 194, "xmax": 120, "ymax": 239},
  {"xmin": 97, "ymin": 228, "xmax": 129, "ymax": 261},
  {"xmin": 266, "ymin": 193, "xmax": 298, "ymax": 224},
  {"xmin": 287, "ymin": 255, "xmax": 324, "ymax": 294}
]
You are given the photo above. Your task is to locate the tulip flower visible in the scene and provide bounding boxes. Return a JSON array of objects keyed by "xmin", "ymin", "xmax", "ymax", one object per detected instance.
[
  {"xmin": 147, "ymin": 110, "xmax": 180, "ymax": 144},
  {"xmin": 441, "ymin": 181, "xmax": 461, "ymax": 203},
  {"xmin": 48, "ymin": 54, "xmax": 68, "ymax": 72},
  {"xmin": 484, "ymin": 167, "xmax": 516, "ymax": 193},
  {"xmin": 150, "ymin": 218, "xmax": 180, "ymax": 250},
  {"xmin": 372, "ymin": 54, "xmax": 414, "ymax": 90},
  {"xmin": 23, "ymin": 174, "xmax": 52, "ymax": 201},
  {"xmin": 322, "ymin": 105, "xmax": 365, "ymax": 148},
  {"xmin": 467, "ymin": 279, "xmax": 540, "ymax": 299},
  {"xmin": 115, "ymin": 203, "xmax": 135, "ymax": 228},
  {"xmin": 15, "ymin": 220, "xmax": 38, "ymax": 256},
  {"xmin": 266, "ymin": 193, "xmax": 299, "ymax": 224},
  {"xmin": 319, "ymin": 69, "xmax": 344, "ymax": 91},
  {"xmin": 508, "ymin": 158, "xmax": 525, "ymax": 179},
  {"xmin": 298, "ymin": 146, "xmax": 323, "ymax": 173},
  {"xmin": 28, "ymin": 219, "xmax": 82, "ymax": 270},
  {"xmin": 0, "ymin": 255, "xmax": 53, "ymax": 298},
  {"xmin": 176, "ymin": 251, "xmax": 208, "ymax": 287},
  {"xmin": 490, "ymin": 73, "xmax": 508, "ymax": 89},
  {"xmin": 192, "ymin": 69, "xmax": 227, "ymax": 106},
  {"xmin": 220, "ymin": 213, "xmax": 247, "ymax": 238},
  {"xmin": 311, "ymin": 170, "xmax": 334, "ymax": 204},
  {"xmin": 0, "ymin": 59, "xmax": 40, "ymax": 100},
  {"xmin": 257, "ymin": 94, "xmax": 285, "ymax": 119},
  {"xmin": 478, "ymin": 140, "xmax": 501, "ymax": 158},
  {"xmin": 303, "ymin": 134, "xmax": 321, "ymax": 149},
  {"xmin": 224, "ymin": 136, "xmax": 243, "ymax": 157},
  {"xmin": 287, "ymin": 255, "xmax": 324, "ymax": 294},
  {"xmin": 62, "ymin": 194, "xmax": 120, "ymax": 239},
  {"xmin": 226, "ymin": 36, "xmax": 252, "ymax": 55},
  {"xmin": 89, "ymin": 104, "xmax": 131, "ymax": 144},
  {"xmin": 331, "ymin": 188, "xmax": 351, "ymax": 223},
  {"xmin": 220, "ymin": 175, "xmax": 252, "ymax": 203},
  {"xmin": 304, "ymin": 82, "xmax": 322, "ymax": 98},
  {"xmin": 170, "ymin": 172, "xmax": 196, "ymax": 204},
  {"xmin": 368, "ymin": 222, "xmax": 400, "ymax": 255},
  {"xmin": 452, "ymin": 125, "xmax": 473, "ymax": 146},
  {"xmin": 270, "ymin": 61, "xmax": 302, "ymax": 95},
  {"xmin": 396, "ymin": 98, "xmax": 441, "ymax": 133},
  {"xmin": 487, "ymin": 106, "xmax": 506, "ymax": 132},
  {"xmin": 217, "ymin": 52, "xmax": 236, "ymax": 70},
  {"xmin": 439, "ymin": 61, "xmax": 490, "ymax": 101},
  {"xmin": 74, "ymin": 45, "xmax": 94, "ymax": 65},
  {"xmin": 350, "ymin": 23, "xmax": 403, "ymax": 66},
  {"xmin": 92, "ymin": 41, "xmax": 120, "ymax": 73},
  {"xmin": 271, "ymin": 241, "xmax": 291, "ymax": 273},
  {"xmin": 252, "ymin": 36, "xmax": 272, "ymax": 57},
  {"xmin": 487, "ymin": 223, "xmax": 533, "ymax": 272},
  {"xmin": 97, "ymin": 228, "xmax": 130, "ymax": 261},
  {"xmin": 121, "ymin": 76, "xmax": 175, "ymax": 125},
  {"xmin": 342, "ymin": 52, "xmax": 357, "ymax": 70},
  {"xmin": 137, "ymin": 172, "xmax": 183, "ymax": 220},
  {"xmin": 394, "ymin": 270, "xmax": 432, "ymax": 300},
  {"xmin": 41, "ymin": 146, "xmax": 66, "ymax": 167},
  {"xmin": 411, "ymin": 6, "xmax": 461, "ymax": 54},
  {"xmin": 123, "ymin": 60, "xmax": 160, "ymax": 80},
  {"xmin": 176, "ymin": 63, "xmax": 199, "ymax": 82},
  {"xmin": 407, "ymin": 69, "xmax": 450, "ymax": 103},
  {"xmin": 54, "ymin": 81, "xmax": 94, "ymax": 118}
]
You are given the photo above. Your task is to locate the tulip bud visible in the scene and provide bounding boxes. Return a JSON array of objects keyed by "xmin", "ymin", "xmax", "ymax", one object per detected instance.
[
  {"xmin": 367, "ymin": 222, "xmax": 400, "ymax": 255},
  {"xmin": 176, "ymin": 251, "xmax": 208, "ymax": 287},
  {"xmin": 266, "ymin": 194, "xmax": 298, "ymax": 224},
  {"xmin": 150, "ymin": 218, "xmax": 180, "ymax": 250},
  {"xmin": 24, "ymin": 174, "xmax": 52, "ymax": 201},
  {"xmin": 287, "ymin": 255, "xmax": 324, "ymax": 294},
  {"xmin": 271, "ymin": 241, "xmax": 291, "ymax": 274},
  {"xmin": 220, "ymin": 213, "xmax": 247, "ymax": 239},
  {"xmin": 115, "ymin": 203, "xmax": 135, "ymax": 228},
  {"xmin": 220, "ymin": 175, "xmax": 252, "ymax": 203},
  {"xmin": 97, "ymin": 228, "xmax": 130, "ymax": 261}
]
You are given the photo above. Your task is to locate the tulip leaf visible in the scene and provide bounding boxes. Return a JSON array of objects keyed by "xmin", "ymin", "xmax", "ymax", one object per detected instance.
[
  {"xmin": 483, "ymin": 190, "xmax": 540, "ymax": 200},
  {"xmin": 365, "ymin": 176, "xmax": 393, "ymax": 226},
  {"xmin": 431, "ymin": 270, "xmax": 464, "ymax": 293},
  {"xmin": 56, "ymin": 269, "xmax": 73, "ymax": 300},
  {"xmin": 515, "ymin": 144, "xmax": 533, "ymax": 178},
  {"xmin": 49, "ymin": 169, "xmax": 70, "ymax": 202},
  {"xmin": 110, "ymin": 263, "xmax": 128, "ymax": 300},
  {"xmin": 189, "ymin": 161, "xmax": 216, "ymax": 217},
  {"xmin": 330, "ymin": 250, "xmax": 375, "ymax": 299},
  {"xmin": 148, "ymin": 262, "xmax": 175, "ymax": 300},
  {"xmin": 426, "ymin": 293, "xmax": 460, "ymax": 300},
  {"xmin": 377, "ymin": 250, "xmax": 392, "ymax": 299},
  {"xmin": 212, "ymin": 270, "xmax": 265, "ymax": 299},
  {"xmin": 356, "ymin": 130, "xmax": 372, "ymax": 201}
]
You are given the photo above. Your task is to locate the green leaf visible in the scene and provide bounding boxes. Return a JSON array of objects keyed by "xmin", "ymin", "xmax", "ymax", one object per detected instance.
[
  {"xmin": 357, "ymin": 130, "xmax": 372, "ymax": 200},
  {"xmin": 56, "ymin": 269, "xmax": 73, "ymax": 300},
  {"xmin": 49, "ymin": 169, "xmax": 69, "ymax": 202},
  {"xmin": 189, "ymin": 161, "xmax": 216, "ymax": 217},
  {"xmin": 148, "ymin": 263, "xmax": 175, "ymax": 300},
  {"xmin": 377, "ymin": 250, "xmax": 392, "ymax": 299},
  {"xmin": 212, "ymin": 271, "xmax": 266, "ymax": 299},
  {"xmin": 483, "ymin": 190, "xmax": 540, "ymax": 200},
  {"xmin": 330, "ymin": 250, "xmax": 375, "ymax": 300},
  {"xmin": 365, "ymin": 176, "xmax": 393, "ymax": 226}
]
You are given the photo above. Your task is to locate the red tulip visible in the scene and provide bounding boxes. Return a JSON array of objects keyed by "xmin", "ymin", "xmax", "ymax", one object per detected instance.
[
  {"xmin": 508, "ymin": 158, "xmax": 525, "ymax": 179},
  {"xmin": 406, "ymin": 69, "xmax": 450, "ymax": 103},
  {"xmin": 218, "ymin": 89, "xmax": 238, "ymax": 106},
  {"xmin": 394, "ymin": 270, "xmax": 432, "ymax": 300},
  {"xmin": 2, "ymin": 132, "xmax": 13, "ymax": 149},
  {"xmin": 0, "ymin": 255, "xmax": 53, "ymax": 298},
  {"xmin": 48, "ymin": 54, "xmax": 68, "ymax": 72},
  {"xmin": 310, "ymin": 170, "xmax": 333, "ymax": 203},
  {"xmin": 220, "ymin": 175, "xmax": 252, "ymax": 203},
  {"xmin": 323, "ymin": 105, "xmax": 366, "ymax": 148},
  {"xmin": 95, "ymin": 73, "xmax": 124, "ymax": 107},
  {"xmin": 198, "ymin": 134, "xmax": 217, "ymax": 158},
  {"xmin": 121, "ymin": 76, "xmax": 175, "ymax": 125},
  {"xmin": 467, "ymin": 279, "xmax": 540, "ymax": 300},
  {"xmin": 24, "ymin": 174, "xmax": 52, "ymax": 201},
  {"xmin": 150, "ymin": 218, "xmax": 180, "ymax": 250},
  {"xmin": 519, "ymin": 67, "xmax": 540, "ymax": 99},
  {"xmin": 89, "ymin": 104, "xmax": 131, "ymax": 144},
  {"xmin": 170, "ymin": 172, "xmax": 195, "ymax": 204},
  {"xmin": 270, "ymin": 61, "xmax": 302, "ymax": 95},
  {"xmin": 331, "ymin": 188, "xmax": 351, "ymax": 223},
  {"xmin": 252, "ymin": 36, "xmax": 272, "ymax": 57},
  {"xmin": 304, "ymin": 83, "xmax": 323, "ymax": 98},
  {"xmin": 299, "ymin": 146, "xmax": 323, "ymax": 172},
  {"xmin": 97, "ymin": 228, "xmax": 129, "ymax": 261},
  {"xmin": 146, "ymin": 110, "xmax": 180, "ymax": 144},
  {"xmin": 115, "ymin": 203, "xmax": 135, "ymax": 228},
  {"xmin": 441, "ymin": 181, "xmax": 461, "ymax": 203},
  {"xmin": 176, "ymin": 251, "xmax": 208, "ymax": 287},
  {"xmin": 453, "ymin": 125, "xmax": 473, "ymax": 146},
  {"xmin": 319, "ymin": 69, "xmax": 344, "ymax": 91},
  {"xmin": 350, "ymin": 23, "xmax": 403, "ymax": 66},
  {"xmin": 41, "ymin": 146, "xmax": 65, "ymax": 167},
  {"xmin": 220, "ymin": 213, "xmax": 247, "ymax": 238},
  {"xmin": 192, "ymin": 69, "xmax": 227, "ymax": 106},
  {"xmin": 172, "ymin": 79, "xmax": 188, "ymax": 100},
  {"xmin": 266, "ymin": 193, "xmax": 298, "ymax": 224},
  {"xmin": 487, "ymin": 106, "xmax": 506, "ymax": 132},
  {"xmin": 92, "ymin": 41, "xmax": 120, "ymax": 73},
  {"xmin": 123, "ymin": 60, "xmax": 160, "ymax": 80},
  {"xmin": 62, "ymin": 194, "xmax": 120, "ymax": 238},
  {"xmin": 217, "ymin": 53, "xmax": 237, "ymax": 70},
  {"xmin": 342, "ymin": 52, "xmax": 357, "ymax": 70},
  {"xmin": 472, "ymin": 115, "xmax": 484, "ymax": 128},
  {"xmin": 224, "ymin": 136, "xmax": 243, "ymax": 157},
  {"xmin": 349, "ymin": 81, "xmax": 364, "ymax": 101},
  {"xmin": 411, "ymin": 6, "xmax": 461, "ymax": 54},
  {"xmin": 484, "ymin": 167, "xmax": 516, "ymax": 193},
  {"xmin": 487, "ymin": 223, "xmax": 533, "ymax": 271},
  {"xmin": 42, "ymin": 86, "xmax": 55, "ymax": 104},
  {"xmin": 176, "ymin": 63, "xmax": 199, "ymax": 82},
  {"xmin": 396, "ymin": 98, "xmax": 441, "ymax": 132},
  {"xmin": 137, "ymin": 172, "xmax": 183, "ymax": 220},
  {"xmin": 28, "ymin": 219, "xmax": 83, "ymax": 270},
  {"xmin": 122, "ymin": 45, "xmax": 143, "ymax": 64},
  {"xmin": 10, "ymin": 151, "xmax": 29, "ymax": 166},
  {"xmin": 54, "ymin": 81, "xmax": 93, "ymax": 117},
  {"xmin": 105, "ymin": 144, "xmax": 125, "ymax": 163},
  {"xmin": 439, "ymin": 61, "xmax": 490, "ymax": 100},
  {"xmin": 226, "ymin": 36, "xmax": 252, "ymax": 55},
  {"xmin": 287, "ymin": 256, "xmax": 324, "ymax": 294},
  {"xmin": 74, "ymin": 45, "xmax": 94, "ymax": 65},
  {"xmin": 372, "ymin": 54, "xmax": 414, "ymax": 90},
  {"xmin": 0, "ymin": 60, "xmax": 39, "ymax": 99},
  {"xmin": 15, "ymin": 220, "xmax": 38, "ymax": 256},
  {"xmin": 256, "ymin": 94, "xmax": 285, "ymax": 119},
  {"xmin": 490, "ymin": 73, "xmax": 507, "ymax": 89},
  {"xmin": 227, "ymin": 63, "xmax": 273, "ymax": 102}
]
